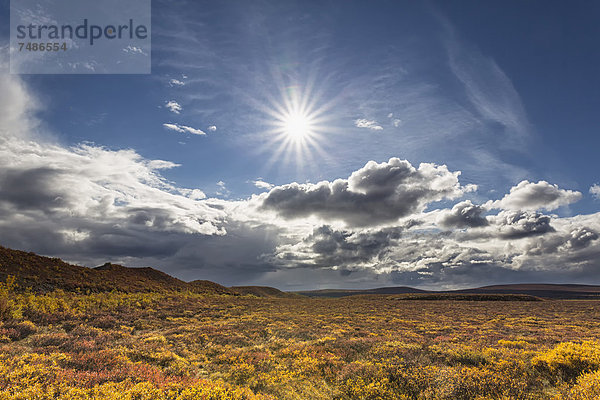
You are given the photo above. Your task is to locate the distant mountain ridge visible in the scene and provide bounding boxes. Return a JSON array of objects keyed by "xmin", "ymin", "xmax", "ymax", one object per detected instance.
[
  {"xmin": 296, "ymin": 286, "xmax": 427, "ymax": 298},
  {"xmin": 297, "ymin": 284, "xmax": 600, "ymax": 299},
  {"xmin": 455, "ymin": 284, "xmax": 600, "ymax": 299}
]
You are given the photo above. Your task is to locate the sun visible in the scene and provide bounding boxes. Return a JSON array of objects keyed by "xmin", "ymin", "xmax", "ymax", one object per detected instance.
[
  {"xmin": 282, "ymin": 111, "xmax": 313, "ymax": 142},
  {"xmin": 254, "ymin": 78, "xmax": 339, "ymax": 174},
  {"xmin": 264, "ymin": 87, "xmax": 330, "ymax": 162}
]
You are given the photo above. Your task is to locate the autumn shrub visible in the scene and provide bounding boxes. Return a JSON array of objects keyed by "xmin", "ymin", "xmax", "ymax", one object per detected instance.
[
  {"xmin": 567, "ymin": 370, "xmax": 600, "ymax": 399},
  {"xmin": 0, "ymin": 320, "xmax": 37, "ymax": 341},
  {"xmin": 0, "ymin": 295, "xmax": 9, "ymax": 320},
  {"xmin": 533, "ymin": 341, "xmax": 600, "ymax": 382},
  {"xmin": 29, "ymin": 332, "xmax": 71, "ymax": 348},
  {"xmin": 62, "ymin": 349, "xmax": 129, "ymax": 372},
  {"xmin": 445, "ymin": 366, "xmax": 513, "ymax": 400},
  {"xmin": 0, "ymin": 276, "xmax": 20, "ymax": 321},
  {"xmin": 91, "ymin": 314, "xmax": 119, "ymax": 329}
]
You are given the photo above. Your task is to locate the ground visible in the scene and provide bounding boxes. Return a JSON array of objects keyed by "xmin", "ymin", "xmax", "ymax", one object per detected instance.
[{"xmin": 1, "ymin": 283, "xmax": 600, "ymax": 399}]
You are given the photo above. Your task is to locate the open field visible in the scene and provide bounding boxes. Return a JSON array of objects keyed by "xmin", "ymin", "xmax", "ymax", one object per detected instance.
[{"xmin": 2, "ymin": 281, "xmax": 600, "ymax": 399}]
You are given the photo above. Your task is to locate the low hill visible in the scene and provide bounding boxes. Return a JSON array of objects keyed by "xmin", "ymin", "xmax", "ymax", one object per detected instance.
[
  {"xmin": 457, "ymin": 284, "xmax": 600, "ymax": 299},
  {"xmin": 0, "ymin": 245, "xmax": 233, "ymax": 294},
  {"xmin": 231, "ymin": 286, "xmax": 299, "ymax": 298},
  {"xmin": 189, "ymin": 280, "xmax": 239, "ymax": 295},
  {"xmin": 394, "ymin": 293, "xmax": 543, "ymax": 301},
  {"xmin": 92, "ymin": 262, "xmax": 191, "ymax": 292},
  {"xmin": 296, "ymin": 283, "xmax": 600, "ymax": 299}
]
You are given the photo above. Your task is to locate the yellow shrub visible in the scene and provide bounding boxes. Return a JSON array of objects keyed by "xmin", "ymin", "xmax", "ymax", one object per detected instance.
[
  {"xmin": 533, "ymin": 341, "xmax": 600, "ymax": 382},
  {"xmin": 566, "ymin": 370, "xmax": 600, "ymax": 400}
]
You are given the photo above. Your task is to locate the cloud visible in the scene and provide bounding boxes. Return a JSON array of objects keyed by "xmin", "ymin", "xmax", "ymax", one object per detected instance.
[
  {"xmin": 565, "ymin": 228, "xmax": 599, "ymax": 250},
  {"xmin": 0, "ymin": 139, "xmax": 225, "ymax": 235},
  {"xmin": 182, "ymin": 188, "xmax": 207, "ymax": 200},
  {"xmin": 265, "ymin": 225, "xmax": 403, "ymax": 270},
  {"xmin": 253, "ymin": 179, "xmax": 274, "ymax": 190},
  {"xmin": 443, "ymin": 18, "xmax": 531, "ymax": 148},
  {"xmin": 259, "ymin": 158, "xmax": 475, "ymax": 227},
  {"xmin": 386, "ymin": 113, "xmax": 402, "ymax": 128},
  {"xmin": 123, "ymin": 46, "xmax": 147, "ymax": 56},
  {"xmin": 163, "ymin": 123, "xmax": 206, "ymax": 136},
  {"xmin": 260, "ymin": 206, "xmax": 600, "ymax": 289},
  {"xmin": 165, "ymin": 100, "xmax": 182, "ymax": 114},
  {"xmin": 216, "ymin": 181, "xmax": 230, "ymax": 197},
  {"xmin": 591, "ymin": 184, "xmax": 600, "ymax": 200},
  {"xmin": 0, "ymin": 74, "xmax": 40, "ymax": 139},
  {"xmin": 438, "ymin": 200, "xmax": 488, "ymax": 228},
  {"xmin": 354, "ymin": 118, "xmax": 383, "ymax": 130},
  {"xmin": 0, "ymin": 138, "xmax": 235, "ymax": 271},
  {"xmin": 489, "ymin": 180, "xmax": 581, "ymax": 211},
  {"xmin": 169, "ymin": 79, "xmax": 185, "ymax": 87},
  {"xmin": 493, "ymin": 210, "xmax": 555, "ymax": 239}
]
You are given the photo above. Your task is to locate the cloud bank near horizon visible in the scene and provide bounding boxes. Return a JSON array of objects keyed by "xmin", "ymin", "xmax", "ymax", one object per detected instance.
[{"xmin": 1, "ymin": 73, "xmax": 600, "ymax": 290}]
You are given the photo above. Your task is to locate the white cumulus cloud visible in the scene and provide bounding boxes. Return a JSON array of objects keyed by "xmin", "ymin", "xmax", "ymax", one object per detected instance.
[{"xmin": 489, "ymin": 180, "xmax": 581, "ymax": 211}]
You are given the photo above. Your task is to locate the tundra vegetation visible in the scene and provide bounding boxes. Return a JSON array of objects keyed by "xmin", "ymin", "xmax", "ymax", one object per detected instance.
[{"xmin": 2, "ymin": 276, "xmax": 600, "ymax": 399}]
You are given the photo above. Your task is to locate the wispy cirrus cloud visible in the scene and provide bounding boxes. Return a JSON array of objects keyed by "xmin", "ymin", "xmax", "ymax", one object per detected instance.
[{"xmin": 442, "ymin": 17, "xmax": 531, "ymax": 149}]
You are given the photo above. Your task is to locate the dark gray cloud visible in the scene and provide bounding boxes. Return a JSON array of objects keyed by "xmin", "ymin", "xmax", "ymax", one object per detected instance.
[
  {"xmin": 438, "ymin": 200, "xmax": 488, "ymax": 228},
  {"xmin": 566, "ymin": 228, "xmax": 599, "ymax": 250},
  {"xmin": 306, "ymin": 225, "xmax": 402, "ymax": 267},
  {"xmin": 259, "ymin": 158, "xmax": 474, "ymax": 227},
  {"xmin": 0, "ymin": 167, "xmax": 68, "ymax": 212},
  {"xmin": 495, "ymin": 210, "xmax": 555, "ymax": 239},
  {"xmin": 523, "ymin": 227, "xmax": 599, "ymax": 256}
]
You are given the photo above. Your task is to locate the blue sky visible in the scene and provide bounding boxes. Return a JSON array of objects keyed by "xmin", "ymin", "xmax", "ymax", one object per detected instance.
[{"xmin": 1, "ymin": 1, "xmax": 600, "ymax": 289}]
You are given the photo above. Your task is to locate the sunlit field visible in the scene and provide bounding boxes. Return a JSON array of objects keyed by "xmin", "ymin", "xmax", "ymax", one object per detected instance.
[{"xmin": 2, "ymin": 281, "xmax": 600, "ymax": 399}]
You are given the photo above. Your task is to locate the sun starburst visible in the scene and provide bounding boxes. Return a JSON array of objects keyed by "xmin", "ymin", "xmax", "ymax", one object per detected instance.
[{"xmin": 257, "ymin": 80, "xmax": 336, "ymax": 174}]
